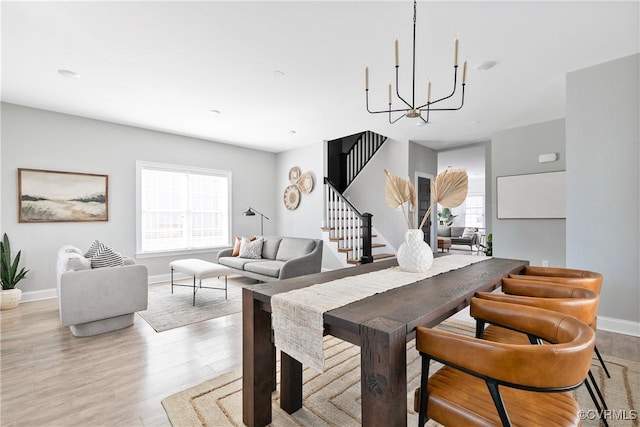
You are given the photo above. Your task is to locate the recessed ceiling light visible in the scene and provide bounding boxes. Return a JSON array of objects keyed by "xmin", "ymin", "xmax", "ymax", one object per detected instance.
[
  {"xmin": 209, "ymin": 109, "xmax": 221, "ymax": 116},
  {"xmin": 474, "ymin": 61, "xmax": 497, "ymax": 71},
  {"xmin": 288, "ymin": 130, "xmax": 296, "ymax": 135},
  {"xmin": 58, "ymin": 69, "xmax": 79, "ymax": 79},
  {"xmin": 274, "ymin": 70, "xmax": 285, "ymax": 78},
  {"xmin": 471, "ymin": 120, "xmax": 481, "ymax": 125}
]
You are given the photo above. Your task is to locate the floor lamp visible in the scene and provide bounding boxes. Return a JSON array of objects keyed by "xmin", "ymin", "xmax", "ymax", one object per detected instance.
[{"xmin": 243, "ymin": 207, "xmax": 269, "ymax": 235}]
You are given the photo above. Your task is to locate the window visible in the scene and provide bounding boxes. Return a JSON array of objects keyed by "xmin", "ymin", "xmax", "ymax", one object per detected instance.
[
  {"xmin": 136, "ymin": 161, "xmax": 231, "ymax": 255},
  {"xmin": 464, "ymin": 193, "xmax": 485, "ymax": 229}
]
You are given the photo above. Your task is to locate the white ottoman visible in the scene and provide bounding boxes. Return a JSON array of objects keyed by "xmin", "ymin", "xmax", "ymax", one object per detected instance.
[{"xmin": 169, "ymin": 259, "xmax": 232, "ymax": 306}]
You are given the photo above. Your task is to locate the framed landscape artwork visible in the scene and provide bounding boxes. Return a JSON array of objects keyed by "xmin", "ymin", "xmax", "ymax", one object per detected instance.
[{"xmin": 18, "ymin": 168, "xmax": 109, "ymax": 223}]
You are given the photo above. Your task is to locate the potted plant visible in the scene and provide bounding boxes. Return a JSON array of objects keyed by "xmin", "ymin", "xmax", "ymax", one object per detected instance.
[
  {"xmin": 484, "ymin": 233, "xmax": 493, "ymax": 256},
  {"xmin": 1, "ymin": 233, "xmax": 29, "ymax": 310},
  {"xmin": 437, "ymin": 208, "xmax": 457, "ymax": 226}
]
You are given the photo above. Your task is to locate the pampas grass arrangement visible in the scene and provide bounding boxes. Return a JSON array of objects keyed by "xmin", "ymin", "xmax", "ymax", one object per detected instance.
[{"xmin": 384, "ymin": 168, "xmax": 468, "ymax": 229}]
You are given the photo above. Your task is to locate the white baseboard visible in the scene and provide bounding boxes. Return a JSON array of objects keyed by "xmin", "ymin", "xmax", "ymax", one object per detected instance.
[
  {"xmin": 21, "ymin": 288, "xmax": 57, "ymax": 302},
  {"xmin": 597, "ymin": 316, "xmax": 640, "ymax": 337}
]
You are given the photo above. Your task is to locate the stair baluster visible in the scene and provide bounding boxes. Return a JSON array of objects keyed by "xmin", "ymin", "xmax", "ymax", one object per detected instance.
[
  {"xmin": 343, "ymin": 131, "xmax": 387, "ymax": 190},
  {"xmin": 324, "ymin": 178, "xmax": 372, "ymax": 264}
]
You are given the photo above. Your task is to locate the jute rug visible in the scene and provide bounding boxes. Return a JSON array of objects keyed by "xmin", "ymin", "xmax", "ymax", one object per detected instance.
[
  {"xmin": 138, "ymin": 275, "xmax": 255, "ymax": 332},
  {"xmin": 162, "ymin": 320, "xmax": 639, "ymax": 426}
]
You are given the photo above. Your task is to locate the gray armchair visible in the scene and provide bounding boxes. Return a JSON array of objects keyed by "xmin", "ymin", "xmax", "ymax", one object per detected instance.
[{"xmin": 56, "ymin": 245, "xmax": 148, "ymax": 337}]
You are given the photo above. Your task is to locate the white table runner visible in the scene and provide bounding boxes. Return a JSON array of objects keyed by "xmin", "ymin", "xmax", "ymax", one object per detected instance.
[{"xmin": 271, "ymin": 254, "xmax": 491, "ymax": 372}]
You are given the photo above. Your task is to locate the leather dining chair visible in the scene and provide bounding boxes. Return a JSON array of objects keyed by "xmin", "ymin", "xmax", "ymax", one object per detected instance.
[
  {"xmin": 475, "ymin": 278, "xmax": 608, "ymax": 425},
  {"xmin": 508, "ymin": 266, "xmax": 610, "ymax": 378},
  {"xmin": 415, "ymin": 298, "xmax": 595, "ymax": 427}
]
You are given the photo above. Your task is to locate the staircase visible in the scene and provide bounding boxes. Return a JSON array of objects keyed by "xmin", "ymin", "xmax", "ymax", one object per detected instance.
[{"xmin": 322, "ymin": 131, "xmax": 395, "ymax": 266}]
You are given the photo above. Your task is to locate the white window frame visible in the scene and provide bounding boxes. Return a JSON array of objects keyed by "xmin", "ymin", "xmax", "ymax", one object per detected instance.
[
  {"xmin": 135, "ymin": 161, "xmax": 232, "ymax": 258},
  {"xmin": 463, "ymin": 193, "xmax": 485, "ymax": 229}
]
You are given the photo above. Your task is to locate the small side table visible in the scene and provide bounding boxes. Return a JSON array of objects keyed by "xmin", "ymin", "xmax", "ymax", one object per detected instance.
[
  {"xmin": 169, "ymin": 259, "xmax": 232, "ymax": 306},
  {"xmin": 437, "ymin": 237, "xmax": 451, "ymax": 252}
]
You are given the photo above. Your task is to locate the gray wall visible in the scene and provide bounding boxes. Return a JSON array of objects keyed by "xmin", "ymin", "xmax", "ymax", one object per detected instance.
[
  {"xmin": 1, "ymin": 103, "xmax": 277, "ymax": 294},
  {"xmin": 566, "ymin": 54, "xmax": 639, "ymax": 324},
  {"xmin": 491, "ymin": 119, "xmax": 567, "ymax": 267}
]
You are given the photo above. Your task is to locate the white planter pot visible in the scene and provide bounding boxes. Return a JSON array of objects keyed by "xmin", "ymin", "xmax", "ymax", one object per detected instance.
[{"xmin": 0, "ymin": 288, "xmax": 22, "ymax": 310}]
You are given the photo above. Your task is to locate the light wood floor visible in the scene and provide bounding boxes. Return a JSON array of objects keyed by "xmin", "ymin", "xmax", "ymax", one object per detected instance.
[
  {"xmin": 1, "ymin": 297, "xmax": 638, "ymax": 427},
  {"xmin": 1, "ymin": 297, "xmax": 243, "ymax": 427}
]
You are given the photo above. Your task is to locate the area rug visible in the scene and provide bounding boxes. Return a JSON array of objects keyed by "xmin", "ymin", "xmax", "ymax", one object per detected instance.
[
  {"xmin": 138, "ymin": 276, "xmax": 255, "ymax": 332},
  {"xmin": 162, "ymin": 320, "xmax": 639, "ymax": 426}
]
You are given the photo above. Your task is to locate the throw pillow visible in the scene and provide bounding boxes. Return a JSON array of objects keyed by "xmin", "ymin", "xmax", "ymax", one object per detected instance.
[
  {"xmin": 232, "ymin": 235, "xmax": 256, "ymax": 257},
  {"xmin": 67, "ymin": 255, "xmax": 91, "ymax": 271},
  {"xmin": 90, "ymin": 243, "xmax": 124, "ymax": 268},
  {"xmin": 239, "ymin": 237, "xmax": 263, "ymax": 259},
  {"xmin": 84, "ymin": 240, "xmax": 101, "ymax": 258},
  {"xmin": 462, "ymin": 228, "xmax": 475, "ymax": 238},
  {"xmin": 232, "ymin": 236, "xmax": 242, "ymax": 256}
]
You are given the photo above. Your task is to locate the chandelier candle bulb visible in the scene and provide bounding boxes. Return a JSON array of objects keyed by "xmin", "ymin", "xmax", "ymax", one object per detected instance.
[
  {"xmin": 427, "ymin": 80, "xmax": 431, "ymax": 103},
  {"xmin": 395, "ymin": 38, "xmax": 399, "ymax": 67},
  {"xmin": 365, "ymin": 67, "xmax": 369, "ymax": 90},
  {"xmin": 454, "ymin": 36, "xmax": 459, "ymax": 66},
  {"xmin": 462, "ymin": 60, "xmax": 467, "ymax": 84},
  {"xmin": 388, "ymin": 84, "xmax": 392, "ymax": 104}
]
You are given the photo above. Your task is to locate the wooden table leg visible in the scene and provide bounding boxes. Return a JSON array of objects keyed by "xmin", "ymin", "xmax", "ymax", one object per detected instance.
[
  {"xmin": 360, "ymin": 317, "xmax": 407, "ymax": 427},
  {"xmin": 243, "ymin": 288, "xmax": 275, "ymax": 427},
  {"xmin": 280, "ymin": 351, "xmax": 303, "ymax": 413}
]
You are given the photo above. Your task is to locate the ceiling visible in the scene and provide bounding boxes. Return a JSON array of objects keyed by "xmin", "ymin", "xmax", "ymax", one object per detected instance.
[{"xmin": 2, "ymin": 1, "xmax": 638, "ymax": 154}]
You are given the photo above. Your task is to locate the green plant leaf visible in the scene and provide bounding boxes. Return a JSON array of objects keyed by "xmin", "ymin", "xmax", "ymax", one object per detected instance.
[{"xmin": 0, "ymin": 234, "xmax": 28, "ymax": 290}]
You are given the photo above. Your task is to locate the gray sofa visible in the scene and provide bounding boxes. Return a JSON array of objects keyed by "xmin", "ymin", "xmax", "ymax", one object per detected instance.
[
  {"xmin": 217, "ymin": 236, "xmax": 323, "ymax": 282},
  {"xmin": 56, "ymin": 245, "xmax": 148, "ymax": 337},
  {"xmin": 437, "ymin": 226, "xmax": 478, "ymax": 251}
]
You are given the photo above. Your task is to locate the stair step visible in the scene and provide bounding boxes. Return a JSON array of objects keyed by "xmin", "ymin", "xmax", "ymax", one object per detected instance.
[
  {"xmin": 339, "ymin": 243, "xmax": 385, "ymax": 253},
  {"xmin": 373, "ymin": 253, "xmax": 395, "ymax": 260},
  {"xmin": 346, "ymin": 253, "xmax": 395, "ymax": 265},
  {"xmin": 322, "ymin": 226, "xmax": 364, "ymax": 231},
  {"xmin": 328, "ymin": 235, "xmax": 378, "ymax": 243}
]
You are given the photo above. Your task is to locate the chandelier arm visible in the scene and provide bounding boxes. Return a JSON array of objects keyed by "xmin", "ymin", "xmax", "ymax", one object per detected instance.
[
  {"xmin": 394, "ymin": 67, "xmax": 413, "ymax": 109},
  {"xmin": 416, "ymin": 65, "xmax": 459, "ymax": 110},
  {"xmin": 422, "ymin": 84, "xmax": 465, "ymax": 111},
  {"xmin": 366, "ymin": 90, "xmax": 410, "ymax": 114},
  {"xmin": 388, "ymin": 111, "xmax": 406, "ymax": 124}
]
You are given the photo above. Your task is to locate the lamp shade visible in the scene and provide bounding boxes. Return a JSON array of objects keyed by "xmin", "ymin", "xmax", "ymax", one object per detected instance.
[{"xmin": 243, "ymin": 208, "xmax": 255, "ymax": 216}]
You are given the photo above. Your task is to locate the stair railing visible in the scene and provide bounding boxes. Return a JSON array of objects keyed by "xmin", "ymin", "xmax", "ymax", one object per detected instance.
[
  {"xmin": 324, "ymin": 178, "xmax": 373, "ymax": 264},
  {"xmin": 344, "ymin": 131, "xmax": 387, "ymax": 190}
]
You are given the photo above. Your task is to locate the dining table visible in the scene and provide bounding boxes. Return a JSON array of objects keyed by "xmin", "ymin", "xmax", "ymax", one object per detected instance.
[{"xmin": 242, "ymin": 256, "xmax": 528, "ymax": 427}]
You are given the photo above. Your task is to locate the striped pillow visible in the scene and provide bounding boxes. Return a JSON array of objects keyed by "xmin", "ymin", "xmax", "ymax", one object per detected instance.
[
  {"xmin": 84, "ymin": 240, "xmax": 101, "ymax": 258},
  {"xmin": 90, "ymin": 243, "xmax": 124, "ymax": 268}
]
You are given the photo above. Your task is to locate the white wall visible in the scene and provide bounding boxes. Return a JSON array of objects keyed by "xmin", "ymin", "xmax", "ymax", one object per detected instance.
[
  {"xmin": 274, "ymin": 141, "xmax": 343, "ymax": 270},
  {"xmin": 491, "ymin": 119, "xmax": 566, "ymax": 267},
  {"xmin": 345, "ymin": 139, "xmax": 409, "ymax": 250},
  {"xmin": 1, "ymin": 103, "xmax": 277, "ymax": 295},
  {"xmin": 566, "ymin": 54, "xmax": 639, "ymax": 325}
]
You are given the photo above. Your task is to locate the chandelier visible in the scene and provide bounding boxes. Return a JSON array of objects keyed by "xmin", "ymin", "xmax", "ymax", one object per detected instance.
[{"xmin": 365, "ymin": 0, "xmax": 467, "ymax": 124}]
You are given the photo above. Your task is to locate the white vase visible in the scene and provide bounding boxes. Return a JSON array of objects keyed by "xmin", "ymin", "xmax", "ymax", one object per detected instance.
[
  {"xmin": 397, "ymin": 229, "xmax": 434, "ymax": 272},
  {"xmin": 0, "ymin": 288, "xmax": 22, "ymax": 310}
]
